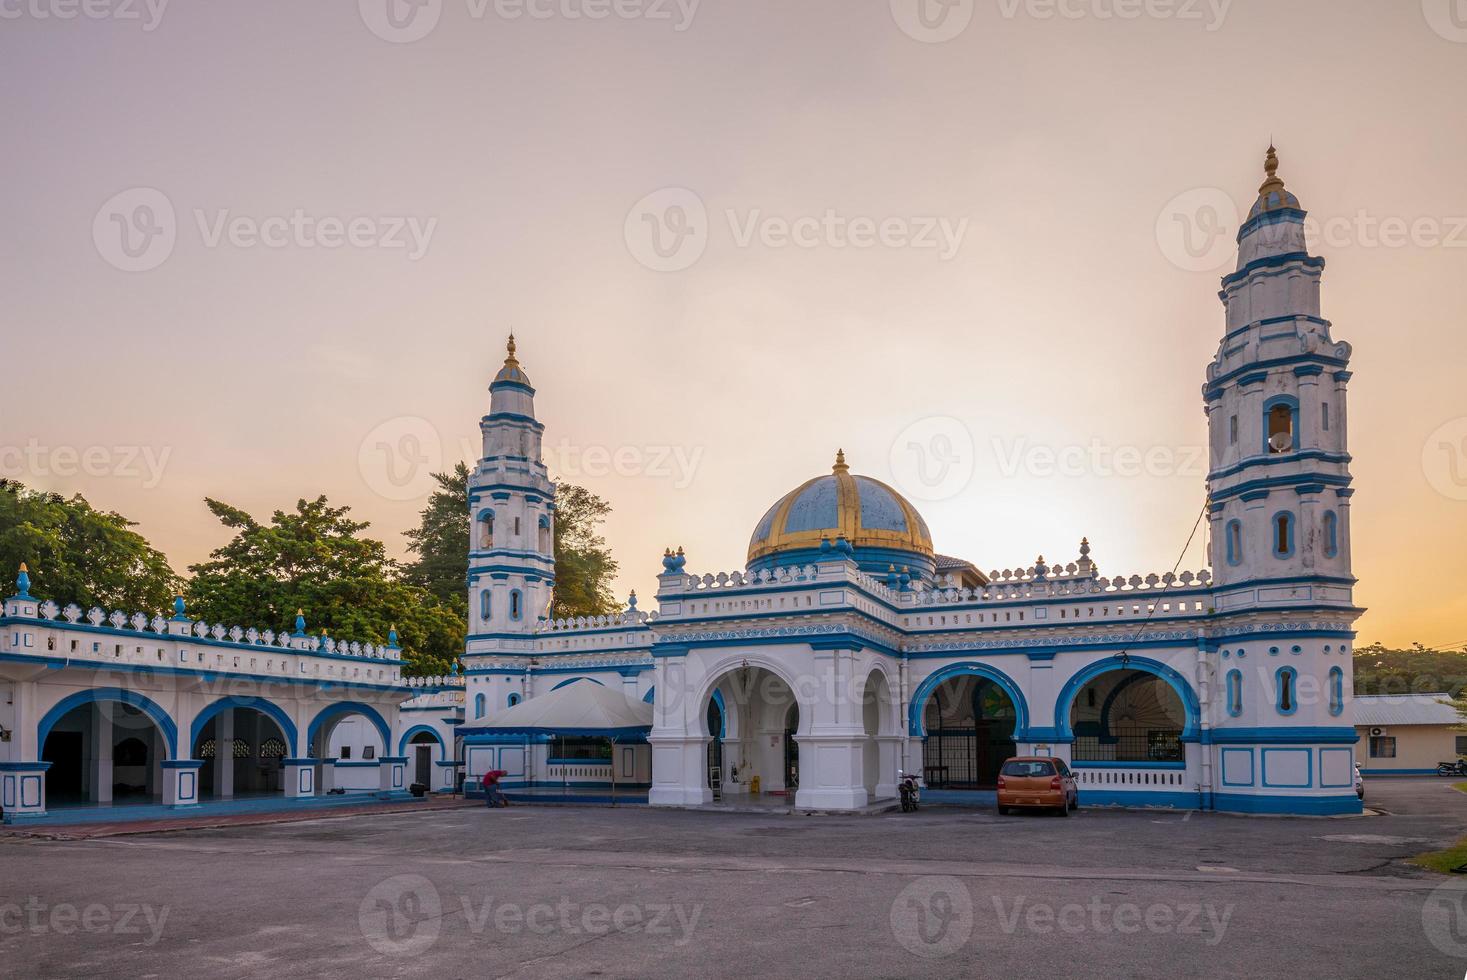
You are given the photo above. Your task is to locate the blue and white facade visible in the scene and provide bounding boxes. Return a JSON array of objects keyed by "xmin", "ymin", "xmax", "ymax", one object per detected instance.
[{"xmin": 458, "ymin": 148, "xmax": 1364, "ymax": 815}]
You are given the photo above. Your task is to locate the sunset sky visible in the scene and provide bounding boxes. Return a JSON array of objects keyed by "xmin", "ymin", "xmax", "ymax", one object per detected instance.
[{"xmin": 3, "ymin": 1, "xmax": 1465, "ymax": 648}]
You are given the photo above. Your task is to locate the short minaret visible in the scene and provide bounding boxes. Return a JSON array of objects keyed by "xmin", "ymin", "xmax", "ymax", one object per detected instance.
[
  {"xmin": 464, "ymin": 335, "xmax": 556, "ymax": 659},
  {"xmin": 1204, "ymin": 147, "xmax": 1355, "ymax": 594}
]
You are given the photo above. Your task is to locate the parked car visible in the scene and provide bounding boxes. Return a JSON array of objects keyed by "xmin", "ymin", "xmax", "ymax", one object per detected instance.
[
  {"xmin": 996, "ymin": 756, "xmax": 1078, "ymax": 816},
  {"xmin": 1354, "ymin": 764, "xmax": 1364, "ymax": 801}
]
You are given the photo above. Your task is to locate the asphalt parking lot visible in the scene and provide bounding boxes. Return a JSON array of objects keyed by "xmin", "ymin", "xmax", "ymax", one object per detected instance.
[{"xmin": 3, "ymin": 777, "xmax": 1466, "ymax": 979}]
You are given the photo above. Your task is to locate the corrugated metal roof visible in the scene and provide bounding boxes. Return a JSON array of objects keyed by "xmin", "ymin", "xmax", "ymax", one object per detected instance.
[{"xmin": 1354, "ymin": 693, "xmax": 1461, "ymax": 727}]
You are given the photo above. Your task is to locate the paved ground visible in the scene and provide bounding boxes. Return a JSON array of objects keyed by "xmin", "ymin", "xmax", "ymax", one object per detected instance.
[{"xmin": 3, "ymin": 778, "xmax": 1467, "ymax": 979}]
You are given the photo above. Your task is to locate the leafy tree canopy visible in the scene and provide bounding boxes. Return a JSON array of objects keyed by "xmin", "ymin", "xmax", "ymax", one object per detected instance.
[
  {"xmin": 186, "ymin": 495, "xmax": 462, "ymax": 676},
  {"xmin": 0, "ymin": 480, "xmax": 179, "ymax": 611},
  {"xmin": 401, "ymin": 467, "xmax": 621, "ymax": 620},
  {"xmin": 1353, "ymin": 642, "xmax": 1467, "ymax": 698}
]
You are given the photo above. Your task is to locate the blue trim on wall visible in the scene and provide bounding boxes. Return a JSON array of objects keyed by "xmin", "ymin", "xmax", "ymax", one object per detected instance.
[
  {"xmin": 397, "ymin": 725, "xmax": 446, "ymax": 756},
  {"xmin": 306, "ymin": 702, "xmax": 391, "ymax": 753},
  {"xmin": 908, "ymin": 662, "xmax": 1030, "ymax": 738},
  {"xmin": 1052, "ymin": 657, "xmax": 1200, "ymax": 741},
  {"xmin": 1213, "ymin": 792, "xmax": 1360, "ymax": 815},
  {"xmin": 38, "ymin": 688, "xmax": 178, "ymax": 759},
  {"xmin": 190, "ymin": 696, "xmax": 299, "ymax": 757},
  {"xmin": 550, "ymin": 677, "xmax": 606, "ymax": 690}
]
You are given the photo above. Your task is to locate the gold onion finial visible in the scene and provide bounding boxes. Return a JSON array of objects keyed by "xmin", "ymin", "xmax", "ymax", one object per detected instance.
[
  {"xmin": 1259, "ymin": 144, "xmax": 1285, "ymax": 196},
  {"xmin": 505, "ymin": 332, "xmax": 518, "ymax": 364},
  {"xmin": 833, "ymin": 448, "xmax": 849, "ymax": 474}
]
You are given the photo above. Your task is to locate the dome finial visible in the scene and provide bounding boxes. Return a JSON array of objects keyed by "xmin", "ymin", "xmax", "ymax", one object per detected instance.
[
  {"xmin": 1259, "ymin": 143, "xmax": 1285, "ymax": 197},
  {"xmin": 832, "ymin": 448, "xmax": 849, "ymax": 474},
  {"xmin": 504, "ymin": 332, "xmax": 518, "ymax": 366}
]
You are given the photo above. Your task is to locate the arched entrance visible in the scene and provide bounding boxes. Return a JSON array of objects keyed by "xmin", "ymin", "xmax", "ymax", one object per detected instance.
[
  {"xmin": 1068, "ymin": 668, "xmax": 1187, "ymax": 764},
  {"xmin": 861, "ymin": 669, "xmax": 897, "ymax": 799},
  {"xmin": 920, "ymin": 675, "xmax": 1018, "ymax": 789},
  {"xmin": 705, "ymin": 692, "xmax": 725, "ymax": 791},
  {"xmin": 700, "ymin": 664, "xmax": 803, "ymax": 799},
  {"xmin": 192, "ymin": 705, "xmax": 291, "ymax": 799},
  {"xmin": 38, "ymin": 690, "xmax": 176, "ymax": 806},
  {"xmin": 404, "ymin": 730, "xmax": 443, "ymax": 790},
  {"xmin": 309, "ymin": 703, "xmax": 391, "ymax": 762}
]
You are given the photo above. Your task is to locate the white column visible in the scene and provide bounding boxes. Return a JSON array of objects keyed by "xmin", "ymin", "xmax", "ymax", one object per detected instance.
[
  {"xmin": 214, "ymin": 710, "xmax": 234, "ymax": 798},
  {"xmin": 91, "ymin": 703, "xmax": 114, "ymax": 804}
]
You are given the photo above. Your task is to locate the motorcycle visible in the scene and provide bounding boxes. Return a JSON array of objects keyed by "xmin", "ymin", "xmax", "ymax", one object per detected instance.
[
  {"xmin": 898, "ymin": 770, "xmax": 921, "ymax": 812},
  {"xmin": 1437, "ymin": 760, "xmax": 1467, "ymax": 777}
]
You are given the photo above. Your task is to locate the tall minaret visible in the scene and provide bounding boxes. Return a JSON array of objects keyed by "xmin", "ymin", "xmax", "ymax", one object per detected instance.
[
  {"xmin": 464, "ymin": 335, "xmax": 556, "ymax": 662},
  {"xmin": 1204, "ymin": 147, "xmax": 1355, "ymax": 592}
]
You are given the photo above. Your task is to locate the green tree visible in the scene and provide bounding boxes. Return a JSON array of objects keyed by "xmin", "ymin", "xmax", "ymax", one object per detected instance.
[
  {"xmin": 185, "ymin": 495, "xmax": 462, "ymax": 676},
  {"xmin": 0, "ymin": 480, "xmax": 179, "ymax": 610},
  {"xmin": 400, "ymin": 467, "xmax": 621, "ymax": 621}
]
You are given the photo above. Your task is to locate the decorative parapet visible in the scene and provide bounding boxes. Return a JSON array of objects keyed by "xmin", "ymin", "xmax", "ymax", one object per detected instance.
[
  {"xmin": 404, "ymin": 674, "xmax": 466, "ymax": 689},
  {"xmin": 913, "ymin": 569, "xmax": 1213, "ymax": 606},
  {"xmin": 3, "ymin": 583, "xmax": 403, "ymax": 663},
  {"xmin": 536, "ymin": 609, "xmax": 652, "ymax": 633}
]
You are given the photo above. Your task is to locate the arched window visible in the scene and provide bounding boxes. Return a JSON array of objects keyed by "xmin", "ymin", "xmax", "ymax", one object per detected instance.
[
  {"xmin": 1276, "ymin": 667, "xmax": 1298, "ymax": 715},
  {"xmin": 510, "ymin": 590, "xmax": 522, "ymax": 621},
  {"xmin": 538, "ymin": 515, "xmax": 552, "ymax": 554},
  {"xmin": 1226, "ymin": 669, "xmax": 1243, "ymax": 717},
  {"xmin": 508, "ymin": 692, "xmax": 521, "ymax": 707},
  {"xmin": 1323, "ymin": 511, "xmax": 1339, "ymax": 558},
  {"xmin": 474, "ymin": 693, "xmax": 486, "ymax": 719},
  {"xmin": 1328, "ymin": 667, "xmax": 1344, "ymax": 716},
  {"xmin": 1225, "ymin": 520, "xmax": 1242, "ymax": 566},
  {"xmin": 1264, "ymin": 397, "xmax": 1298, "ymax": 455},
  {"xmin": 480, "ymin": 589, "xmax": 492, "ymax": 622},
  {"xmin": 260, "ymin": 737, "xmax": 286, "ymax": 759},
  {"xmin": 1272, "ymin": 512, "xmax": 1294, "ymax": 558},
  {"xmin": 477, "ymin": 511, "xmax": 494, "ymax": 549}
]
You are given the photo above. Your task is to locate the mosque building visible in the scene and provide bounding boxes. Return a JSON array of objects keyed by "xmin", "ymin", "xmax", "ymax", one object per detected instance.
[{"xmin": 0, "ymin": 147, "xmax": 1362, "ymax": 821}]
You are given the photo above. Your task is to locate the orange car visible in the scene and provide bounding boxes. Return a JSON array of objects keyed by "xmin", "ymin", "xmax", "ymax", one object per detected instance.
[{"xmin": 996, "ymin": 756, "xmax": 1078, "ymax": 816}]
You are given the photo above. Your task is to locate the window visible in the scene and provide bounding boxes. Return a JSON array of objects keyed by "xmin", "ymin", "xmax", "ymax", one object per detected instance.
[
  {"xmin": 1228, "ymin": 414, "xmax": 1238, "ymax": 445},
  {"xmin": 340, "ymin": 746, "xmax": 352, "ymax": 760},
  {"xmin": 510, "ymin": 590, "xmax": 522, "ymax": 621},
  {"xmin": 1265, "ymin": 398, "xmax": 1297, "ymax": 454},
  {"xmin": 363, "ymin": 746, "xmax": 375, "ymax": 760},
  {"xmin": 1456, "ymin": 735, "xmax": 1467, "ymax": 756},
  {"xmin": 480, "ymin": 590, "xmax": 492, "ymax": 622},
  {"xmin": 1322, "ymin": 402, "xmax": 1330, "ymax": 431},
  {"xmin": 1328, "ymin": 667, "xmax": 1343, "ymax": 716},
  {"xmin": 478, "ymin": 512, "xmax": 494, "ymax": 549},
  {"xmin": 513, "ymin": 516, "xmax": 521, "ymax": 536},
  {"xmin": 1000, "ymin": 760, "xmax": 1056, "ymax": 777},
  {"xmin": 1226, "ymin": 519, "xmax": 1243, "ymax": 565},
  {"xmin": 260, "ymin": 738, "xmax": 286, "ymax": 759},
  {"xmin": 1276, "ymin": 667, "xmax": 1297, "ymax": 715},
  {"xmin": 538, "ymin": 515, "xmax": 552, "ymax": 553},
  {"xmin": 475, "ymin": 693, "xmax": 486, "ymax": 718},
  {"xmin": 1369, "ymin": 736, "xmax": 1396, "ymax": 759},
  {"xmin": 508, "ymin": 692, "xmax": 521, "ymax": 707},
  {"xmin": 1273, "ymin": 512, "xmax": 1294, "ymax": 558},
  {"xmin": 1323, "ymin": 510, "xmax": 1339, "ymax": 558},
  {"xmin": 1226, "ymin": 669, "xmax": 1243, "ymax": 717}
]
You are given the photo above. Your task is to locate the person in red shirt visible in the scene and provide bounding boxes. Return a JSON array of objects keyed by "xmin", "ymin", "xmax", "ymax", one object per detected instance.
[{"xmin": 481, "ymin": 769, "xmax": 508, "ymax": 808}]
